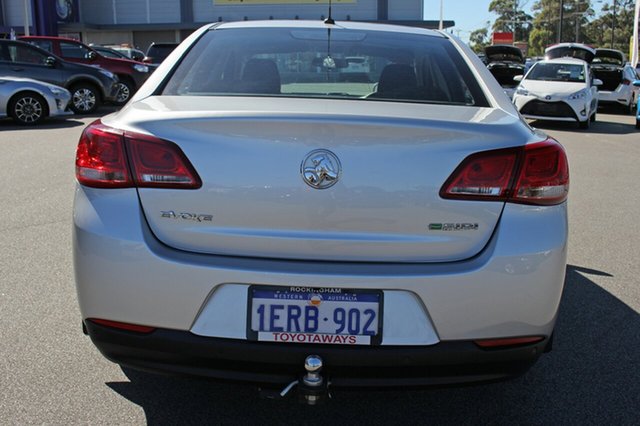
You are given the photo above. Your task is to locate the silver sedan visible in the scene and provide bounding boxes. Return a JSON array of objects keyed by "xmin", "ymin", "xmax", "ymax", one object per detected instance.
[
  {"xmin": 0, "ymin": 77, "xmax": 71, "ymax": 125},
  {"xmin": 73, "ymin": 20, "xmax": 569, "ymax": 395}
]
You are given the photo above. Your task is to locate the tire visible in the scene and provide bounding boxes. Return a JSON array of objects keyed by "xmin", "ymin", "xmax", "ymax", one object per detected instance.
[
  {"xmin": 69, "ymin": 83, "xmax": 100, "ymax": 114},
  {"xmin": 9, "ymin": 92, "xmax": 48, "ymax": 125},
  {"xmin": 635, "ymin": 119, "xmax": 640, "ymax": 130},
  {"xmin": 113, "ymin": 78, "xmax": 134, "ymax": 106},
  {"xmin": 590, "ymin": 111, "xmax": 596, "ymax": 123}
]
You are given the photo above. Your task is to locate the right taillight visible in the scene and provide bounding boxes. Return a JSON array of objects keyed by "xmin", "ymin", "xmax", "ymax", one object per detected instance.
[
  {"xmin": 76, "ymin": 120, "xmax": 202, "ymax": 189},
  {"xmin": 440, "ymin": 138, "xmax": 569, "ymax": 206}
]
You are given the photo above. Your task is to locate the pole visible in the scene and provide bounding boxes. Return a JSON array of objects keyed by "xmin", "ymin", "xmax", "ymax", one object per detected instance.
[
  {"xmin": 439, "ymin": 0, "xmax": 444, "ymax": 30},
  {"xmin": 611, "ymin": 0, "xmax": 616, "ymax": 49},
  {"xmin": 23, "ymin": 0, "xmax": 30, "ymax": 36},
  {"xmin": 558, "ymin": 0, "xmax": 564, "ymax": 43}
]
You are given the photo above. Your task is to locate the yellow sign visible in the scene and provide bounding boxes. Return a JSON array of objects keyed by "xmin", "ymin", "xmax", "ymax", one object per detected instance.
[{"xmin": 216, "ymin": 1, "xmax": 356, "ymax": 4}]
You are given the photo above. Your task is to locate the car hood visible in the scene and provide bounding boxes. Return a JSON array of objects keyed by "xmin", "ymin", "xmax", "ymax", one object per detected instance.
[
  {"xmin": 593, "ymin": 48, "xmax": 625, "ymax": 67},
  {"xmin": 485, "ymin": 45, "xmax": 525, "ymax": 64},
  {"xmin": 519, "ymin": 80, "xmax": 587, "ymax": 97},
  {"xmin": 545, "ymin": 44, "xmax": 595, "ymax": 63}
]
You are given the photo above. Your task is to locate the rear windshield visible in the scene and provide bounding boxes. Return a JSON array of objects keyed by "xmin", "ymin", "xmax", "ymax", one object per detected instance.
[
  {"xmin": 526, "ymin": 63, "xmax": 585, "ymax": 83},
  {"xmin": 162, "ymin": 27, "xmax": 489, "ymax": 107}
]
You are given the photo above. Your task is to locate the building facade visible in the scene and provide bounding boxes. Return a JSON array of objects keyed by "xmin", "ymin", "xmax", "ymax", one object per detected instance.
[{"xmin": 1, "ymin": 1, "xmax": 453, "ymax": 52}]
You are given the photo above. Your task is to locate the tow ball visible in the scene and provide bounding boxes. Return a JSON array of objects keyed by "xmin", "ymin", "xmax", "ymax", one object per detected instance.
[
  {"xmin": 298, "ymin": 355, "xmax": 329, "ymax": 405},
  {"xmin": 259, "ymin": 355, "xmax": 330, "ymax": 404}
]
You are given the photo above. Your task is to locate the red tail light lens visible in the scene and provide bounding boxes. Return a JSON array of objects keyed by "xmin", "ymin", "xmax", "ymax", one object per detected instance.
[
  {"xmin": 622, "ymin": 79, "xmax": 631, "ymax": 86},
  {"xmin": 76, "ymin": 122, "xmax": 131, "ymax": 188},
  {"xmin": 441, "ymin": 139, "xmax": 569, "ymax": 206},
  {"xmin": 76, "ymin": 120, "xmax": 201, "ymax": 189}
]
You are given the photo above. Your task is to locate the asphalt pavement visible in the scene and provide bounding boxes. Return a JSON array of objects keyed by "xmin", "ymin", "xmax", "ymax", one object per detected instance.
[{"xmin": 0, "ymin": 109, "xmax": 638, "ymax": 425}]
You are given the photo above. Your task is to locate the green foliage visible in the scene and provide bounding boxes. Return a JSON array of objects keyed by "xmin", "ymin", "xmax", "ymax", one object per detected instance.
[{"xmin": 469, "ymin": 28, "xmax": 490, "ymax": 53}]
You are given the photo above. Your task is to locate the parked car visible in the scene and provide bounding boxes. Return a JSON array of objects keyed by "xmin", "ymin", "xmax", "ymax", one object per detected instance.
[
  {"xmin": 484, "ymin": 44, "xmax": 525, "ymax": 99},
  {"xmin": 634, "ymin": 80, "xmax": 640, "ymax": 128},
  {"xmin": 143, "ymin": 42, "xmax": 179, "ymax": 64},
  {"xmin": 0, "ymin": 76, "xmax": 70, "ymax": 125},
  {"xmin": 592, "ymin": 48, "xmax": 638, "ymax": 113},
  {"xmin": 0, "ymin": 39, "xmax": 119, "ymax": 114},
  {"xmin": 513, "ymin": 58, "xmax": 601, "ymax": 129},
  {"xmin": 20, "ymin": 36, "xmax": 151, "ymax": 105},
  {"xmin": 74, "ymin": 20, "xmax": 569, "ymax": 395}
]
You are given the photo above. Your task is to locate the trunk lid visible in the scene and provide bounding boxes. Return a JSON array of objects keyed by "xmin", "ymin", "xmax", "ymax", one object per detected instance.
[
  {"xmin": 545, "ymin": 43, "xmax": 595, "ymax": 63},
  {"xmin": 108, "ymin": 96, "xmax": 534, "ymax": 262}
]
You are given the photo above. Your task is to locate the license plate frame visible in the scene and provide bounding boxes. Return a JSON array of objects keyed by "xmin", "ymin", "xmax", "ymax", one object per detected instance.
[{"xmin": 247, "ymin": 286, "xmax": 384, "ymax": 345}]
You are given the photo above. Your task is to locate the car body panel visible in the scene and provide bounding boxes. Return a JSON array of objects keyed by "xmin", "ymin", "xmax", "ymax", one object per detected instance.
[{"xmin": 110, "ymin": 96, "xmax": 536, "ymax": 262}]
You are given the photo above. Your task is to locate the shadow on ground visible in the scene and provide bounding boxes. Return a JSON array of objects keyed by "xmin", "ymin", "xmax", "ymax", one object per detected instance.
[{"xmin": 106, "ymin": 265, "xmax": 639, "ymax": 425}]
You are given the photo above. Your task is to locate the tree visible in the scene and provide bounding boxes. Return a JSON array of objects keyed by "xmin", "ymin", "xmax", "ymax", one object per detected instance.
[
  {"xmin": 469, "ymin": 27, "xmax": 490, "ymax": 53},
  {"xmin": 489, "ymin": 0, "xmax": 533, "ymax": 42},
  {"xmin": 585, "ymin": 0, "xmax": 636, "ymax": 51},
  {"xmin": 528, "ymin": 0, "xmax": 593, "ymax": 56}
]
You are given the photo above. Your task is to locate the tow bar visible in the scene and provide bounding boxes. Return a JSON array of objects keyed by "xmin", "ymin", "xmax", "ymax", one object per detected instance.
[{"xmin": 259, "ymin": 355, "xmax": 330, "ymax": 404}]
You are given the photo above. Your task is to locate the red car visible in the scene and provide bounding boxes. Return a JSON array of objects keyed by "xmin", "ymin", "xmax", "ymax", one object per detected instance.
[{"xmin": 20, "ymin": 36, "xmax": 152, "ymax": 105}]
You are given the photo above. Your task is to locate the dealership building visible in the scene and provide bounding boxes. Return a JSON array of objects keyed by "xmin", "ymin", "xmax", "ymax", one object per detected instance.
[{"xmin": 0, "ymin": 0, "xmax": 453, "ymax": 51}]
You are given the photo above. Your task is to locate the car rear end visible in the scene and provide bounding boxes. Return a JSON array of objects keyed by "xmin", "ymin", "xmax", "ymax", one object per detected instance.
[
  {"xmin": 74, "ymin": 21, "xmax": 568, "ymax": 387},
  {"xmin": 593, "ymin": 49, "xmax": 635, "ymax": 109}
]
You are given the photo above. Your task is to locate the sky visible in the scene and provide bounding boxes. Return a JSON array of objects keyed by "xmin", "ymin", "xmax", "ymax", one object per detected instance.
[
  {"xmin": 425, "ymin": 0, "xmax": 608, "ymax": 43},
  {"xmin": 423, "ymin": 0, "xmax": 532, "ymax": 42}
]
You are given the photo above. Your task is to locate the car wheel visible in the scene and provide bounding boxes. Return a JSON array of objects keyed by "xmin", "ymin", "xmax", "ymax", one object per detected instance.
[
  {"xmin": 9, "ymin": 92, "xmax": 48, "ymax": 125},
  {"xmin": 636, "ymin": 118, "xmax": 640, "ymax": 130},
  {"xmin": 70, "ymin": 83, "xmax": 100, "ymax": 114},
  {"xmin": 113, "ymin": 79, "xmax": 134, "ymax": 106},
  {"xmin": 590, "ymin": 111, "xmax": 597, "ymax": 123}
]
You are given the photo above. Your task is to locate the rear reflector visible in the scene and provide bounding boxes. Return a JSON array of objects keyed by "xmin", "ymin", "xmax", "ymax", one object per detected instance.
[
  {"xmin": 440, "ymin": 138, "xmax": 569, "ymax": 206},
  {"xmin": 88, "ymin": 318, "xmax": 156, "ymax": 334},
  {"xmin": 474, "ymin": 336, "xmax": 545, "ymax": 348},
  {"xmin": 76, "ymin": 120, "xmax": 202, "ymax": 189}
]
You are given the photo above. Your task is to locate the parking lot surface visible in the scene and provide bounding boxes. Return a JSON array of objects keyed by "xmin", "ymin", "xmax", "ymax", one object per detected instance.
[{"xmin": 1, "ymin": 110, "xmax": 639, "ymax": 425}]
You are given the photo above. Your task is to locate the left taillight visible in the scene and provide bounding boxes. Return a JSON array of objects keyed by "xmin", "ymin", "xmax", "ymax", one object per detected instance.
[{"xmin": 76, "ymin": 120, "xmax": 201, "ymax": 189}]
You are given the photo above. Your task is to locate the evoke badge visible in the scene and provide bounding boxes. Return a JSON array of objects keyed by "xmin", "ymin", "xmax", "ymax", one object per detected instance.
[
  {"xmin": 301, "ymin": 149, "xmax": 341, "ymax": 189},
  {"xmin": 161, "ymin": 211, "xmax": 213, "ymax": 222}
]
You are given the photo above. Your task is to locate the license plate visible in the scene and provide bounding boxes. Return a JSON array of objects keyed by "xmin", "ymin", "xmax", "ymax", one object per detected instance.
[{"xmin": 248, "ymin": 286, "xmax": 383, "ymax": 345}]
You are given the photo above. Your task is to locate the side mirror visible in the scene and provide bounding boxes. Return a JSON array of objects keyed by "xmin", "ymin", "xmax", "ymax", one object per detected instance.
[
  {"xmin": 513, "ymin": 75, "xmax": 524, "ymax": 82},
  {"xmin": 593, "ymin": 78, "xmax": 603, "ymax": 87},
  {"xmin": 633, "ymin": 80, "xmax": 640, "ymax": 87},
  {"xmin": 45, "ymin": 56, "xmax": 56, "ymax": 67}
]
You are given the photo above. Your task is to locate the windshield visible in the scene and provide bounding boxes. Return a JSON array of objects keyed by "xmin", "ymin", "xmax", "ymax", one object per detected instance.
[
  {"xmin": 526, "ymin": 63, "xmax": 585, "ymax": 83},
  {"xmin": 162, "ymin": 27, "xmax": 489, "ymax": 106}
]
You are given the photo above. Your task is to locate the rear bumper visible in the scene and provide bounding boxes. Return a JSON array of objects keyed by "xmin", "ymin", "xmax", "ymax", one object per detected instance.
[{"xmin": 85, "ymin": 320, "xmax": 548, "ymax": 387}]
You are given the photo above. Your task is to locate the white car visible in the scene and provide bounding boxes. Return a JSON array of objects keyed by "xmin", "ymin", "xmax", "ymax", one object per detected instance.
[
  {"xmin": 0, "ymin": 76, "xmax": 71, "ymax": 125},
  {"xmin": 592, "ymin": 48, "xmax": 639, "ymax": 114},
  {"xmin": 74, "ymin": 20, "xmax": 568, "ymax": 397},
  {"xmin": 513, "ymin": 58, "xmax": 600, "ymax": 129}
]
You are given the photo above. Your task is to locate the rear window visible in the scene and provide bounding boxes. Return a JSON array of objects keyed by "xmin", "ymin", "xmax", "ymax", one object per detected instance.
[{"xmin": 162, "ymin": 27, "xmax": 489, "ymax": 107}]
